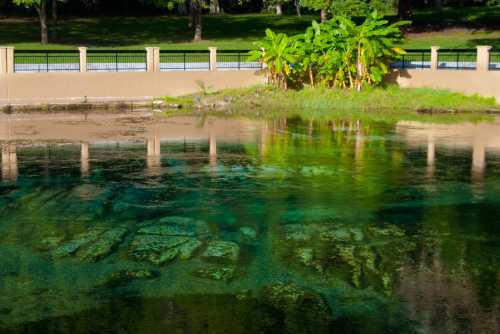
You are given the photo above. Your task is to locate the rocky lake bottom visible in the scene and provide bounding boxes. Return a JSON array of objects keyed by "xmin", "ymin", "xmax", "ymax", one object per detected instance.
[{"xmin": 1, "ymin": 113, "xmax": 500, "ymax": 333}]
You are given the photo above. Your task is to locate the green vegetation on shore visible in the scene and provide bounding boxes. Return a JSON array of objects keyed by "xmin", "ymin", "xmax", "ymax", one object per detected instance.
[{"xmin": 163, "ymin": 85, "xmax": 498, "ymax": 122}]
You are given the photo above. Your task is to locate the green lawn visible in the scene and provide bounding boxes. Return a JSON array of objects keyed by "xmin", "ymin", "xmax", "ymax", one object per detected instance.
[{"xmin": 0, "ymin": 7, "xmax": 499, "ymax": 50}]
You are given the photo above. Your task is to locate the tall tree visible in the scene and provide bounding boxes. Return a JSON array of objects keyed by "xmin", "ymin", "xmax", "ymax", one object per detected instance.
[
  {"xmin": 190, "ymin": 0, "xmax": 203, "ymax": 41},
  {"xmin": 13, "ymin": 0, "xmax": 50, "ymax": 44}
]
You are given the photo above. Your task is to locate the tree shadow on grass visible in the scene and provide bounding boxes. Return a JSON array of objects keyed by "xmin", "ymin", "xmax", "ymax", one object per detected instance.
[{"xmin": 0, "ymin": 14, "xmax": 314, "ymax": 48}]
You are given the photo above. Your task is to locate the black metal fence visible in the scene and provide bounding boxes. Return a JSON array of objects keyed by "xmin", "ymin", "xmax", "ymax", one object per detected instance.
[
  {"xmin": 391, "ymin": 49, "xmax": 432, "ymax": 69},
  {"xmin": 437, "ymin": 49, "xmax": 477, "ymax": 70},
  {"xmin": 159, "ymin": 50, "xmax": 210, "ymax": 71},
  {"xmin": 14, "ymin": 50, "xmax": 80, "ymax": 73},
  {"xmin": 86, "ymin": 50, "xmax": 147, "ymax": 72},
  {"xmin": 490, "ymin": 51, "xmax": 500, "ymax": 70},
  {"xmin": 217, "ymin": 50, "xmax": 261, "ymax": 70}
]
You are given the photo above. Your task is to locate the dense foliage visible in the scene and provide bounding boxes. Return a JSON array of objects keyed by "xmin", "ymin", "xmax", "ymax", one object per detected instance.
[{"xmin": 251, "ymin": 11, "xmax": 409, "ymax": 90}]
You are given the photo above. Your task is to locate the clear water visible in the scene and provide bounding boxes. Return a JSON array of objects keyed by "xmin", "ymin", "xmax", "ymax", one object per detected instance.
[{"xmin": 1, "ymin": 113, "xmax": 500, "ymax": 333}]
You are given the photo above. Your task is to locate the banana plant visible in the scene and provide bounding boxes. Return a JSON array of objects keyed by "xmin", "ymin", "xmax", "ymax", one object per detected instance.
[{"xmin": 250, "ymin": 29, "xmax": 299, "ymax": 90}]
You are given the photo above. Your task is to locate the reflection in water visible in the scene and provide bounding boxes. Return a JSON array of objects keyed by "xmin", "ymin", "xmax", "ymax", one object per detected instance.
[
  {"xmin": 0, "ymin": 114, "xmax": 500, "ymax": 333},
  {"xmin": 1, "ymin": 143, "xmax": 17, "ymax": 182},
  {"xmin": 80, "ymin": 142, "xmax": 89, "ymax": 178}
]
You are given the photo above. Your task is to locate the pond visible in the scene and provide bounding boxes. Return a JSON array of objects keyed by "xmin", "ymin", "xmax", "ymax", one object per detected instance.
[{"xmin": 0, "ymin": 112, "xmax": 499, "ymax": 333}]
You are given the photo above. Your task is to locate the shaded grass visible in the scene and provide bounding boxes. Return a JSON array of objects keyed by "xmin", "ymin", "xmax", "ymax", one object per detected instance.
[
  {"xmin": 1, "ymin": 10, "xmax": 499, "ymax": 51},
  {"xmin": 164, "ymin": 85, "xmax": 498, "ymax": 124}
]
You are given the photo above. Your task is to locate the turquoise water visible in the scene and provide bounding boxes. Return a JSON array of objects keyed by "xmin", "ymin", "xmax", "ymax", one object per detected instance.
[{"xmin": 1, "ymin": 115, "xmax": 500, "ymax": 333}]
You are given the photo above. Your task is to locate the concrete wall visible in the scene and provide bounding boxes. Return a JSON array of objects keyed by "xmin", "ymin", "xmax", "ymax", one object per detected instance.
[
  {"xmin": 0, "ymin": 70, "xmax": 264, "ymax": 105},
  {"xmin": 388, "ymin": 69, "xmax": 500, "ymax": 103}
]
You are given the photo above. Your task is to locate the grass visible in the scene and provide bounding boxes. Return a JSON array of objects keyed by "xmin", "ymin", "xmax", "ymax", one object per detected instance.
[
  {"xmin": 163, "ymin": 85, "xmax": 498, "ymax": 123},
  {"xmin": 0, "ymin": 7, "xmax": 499, "ymax": 50}
]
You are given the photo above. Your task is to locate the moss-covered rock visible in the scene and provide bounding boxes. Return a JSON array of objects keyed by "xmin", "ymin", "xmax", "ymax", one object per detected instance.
[
  {"xmin": 77, "ymin": 227, "xmax": 128, "ymax": 262},
  {"xmin": 138, "ymin": 216, "xmax": 210, "ymax": 239},
  {"xmin": 99, "ymin": 269, "xmax": 160, "ymax": 288},
  {"xmin": 275, "ymin": 222, "xmax": 415, "ymax": 291},
  {"xmin": 192, "ymin": 264, "xmax": 236, "ymax": 282},
  {"xmin": 201, "ymin": 241, "xmax": 240, "ymax": 262},
  {"xmin": 52, "ymin": 229, "xmax": 106, "ymax": 258}
]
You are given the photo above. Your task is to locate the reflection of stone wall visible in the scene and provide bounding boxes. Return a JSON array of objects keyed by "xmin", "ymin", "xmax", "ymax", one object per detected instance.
[
  {"xmin": 398, "ymin": 244, "xmax": 500, "ymax": 334},
  {"xmin": 1, "ymin": 143, "xmax": 17, "ymax": 182}
]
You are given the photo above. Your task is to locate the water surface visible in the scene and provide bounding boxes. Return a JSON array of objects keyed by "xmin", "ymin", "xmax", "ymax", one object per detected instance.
[{"xmin": 1, "ymin": 112, "xmax": 499, "ymax": 333}]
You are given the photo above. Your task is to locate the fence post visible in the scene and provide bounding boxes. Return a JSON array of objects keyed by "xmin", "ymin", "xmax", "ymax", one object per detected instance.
[
  {"xmin": 431, "ymin": 46, "xmax": 440, "ymax": 70},
  {"xmin": 476, "ymin": 45, "xmax": 492, "ymax": 72},
  {"xmin": 78, "ymin": 47, "xmax": 87, "ymax": 73},
  {"xmin": 209, "ymin": 47, "xmax": 217, "ymax": 71}
]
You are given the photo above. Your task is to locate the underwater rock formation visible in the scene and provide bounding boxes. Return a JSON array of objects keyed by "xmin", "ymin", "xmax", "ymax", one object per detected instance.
[
  {"xmin": 277, "ymin": 223, "xmax": 415, "ymax": 290},
  {"xmin": 99, "ymin": 269, "xmax": 160, "ymax": 289},
  {"xmin": 52, "ymin": 227, "xmax": 128, "ymax": 262},
  {"xmin": 192, "ymin": 264, "xmax": 236, "ymax": 282},
  {"xmin": 201, "ymin": 241, "xmax": 240, "ymax": 262},
  {"xmin": 129, "ymin": 216, "xmax": 211, "ymax": 265}
]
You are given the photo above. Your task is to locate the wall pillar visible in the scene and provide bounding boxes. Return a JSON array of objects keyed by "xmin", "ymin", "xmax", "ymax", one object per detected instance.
[
  {"xmin": 153, "ymin": 47, "xmax": 161, "ymax": 72},
  {"xmin": 431, "ymin": 46, "xmax": 440, "ymax": 71},
  {"xmin": 146, "ymin": 47, "xmax": 155, "ymax": 73},
  {"xmin": 209, "ymin": 47, "xmax": 218, "ymax": 71},
  {"xmin": 476, "ymin": 46, "xmax": 492, "ymax": 72},
  {"xmin": 0, "ymin": 47, "xmax": 14, "ymax": 75},
  {"xmin": 78, "ymin": 47, "xmax": 87, "ymax": 73}
]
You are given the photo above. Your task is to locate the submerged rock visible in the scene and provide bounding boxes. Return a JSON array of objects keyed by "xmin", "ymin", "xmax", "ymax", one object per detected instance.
[
  {"xmin": 52, "ymin": 227, "xmax": 128, "ymax": 262},
  {"xmin": 296, "ymin": 247, "xmax": 314, "ymax": 267},
  {"xmin": 52, "ymin": 229, "xmax": 105, "ymax": 258},
  {"xmin": 283, "ymin": 224, "xmax": 329, "ymax": 242},
  {"xmin": 201, "ymin": 241, "xmax": 240, "ymax": 262},
  {"xmin": 37, "ymin": 236, "xmax": 65, "ymax": 251},
  {"xmin": 276, "ymin": 222, "xmax": 415, "ymax": 290},
  {"xmin": 129, "ymin": 235, "xmax": 190, "ymax": 264},
  {"xmin": 177, "ymin": 239, "xmax": 203, "ymax": 260},
  {"xmin": 138, "ymin": 216, "xmax": 210, "ymax": 239},
  {"xmin": 192, "ymin": 264, "xmax": 236, "ymax": 282},
  {"xmin": 239, "ymin": 227, "xmax": 257, "ymax": 241},
  {"xmin": 77, "ymin": 227, "xmax": 129, "ymax": 262},
  {"xmin": 100, "ymin": 269, "xmax": 160, "ymax": 289}
]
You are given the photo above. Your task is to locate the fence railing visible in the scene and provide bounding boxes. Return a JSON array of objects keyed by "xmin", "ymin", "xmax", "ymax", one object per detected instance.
[
  {"xmin": 87, "ymin": 50, "xmax": 147, "ymax": 72},
  {"xmin": 159, "ymin": 50, "xmax": 210, "ymax": 71},
  {"xmin": 5, "ymin": 47, "xmax": 499, "ymax": 74},
  {"xmin": 490, "ymin": 51, "xmax": 500, "ymax": 71},
  {"xmin": 14, "ymin": 50, "xmax": 80, "ymax": 73},
  {"xmin": 437, "ymin": 49, "xmax": 477, "ymax": 70},
  {"xmin": 391, "ymin": 49, "xmax": 431, "ymax": 69},
  {"xmin": 217, "ymin": 50, "xmax": 261, "ymax": 70}
]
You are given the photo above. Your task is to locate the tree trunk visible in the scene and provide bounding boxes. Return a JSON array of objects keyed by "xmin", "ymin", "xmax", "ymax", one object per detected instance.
[
  {"xmin": 276, "ymin": 2, "xmax": 283, "ymax": 15},
  {"xmin": 398, "ymin": 0, "xmax": 411, "ymax": 19},
  {"xmin": 320, "ymin": 9, "xmax": 328, "ymax": 22},
  {"xmin": 210, "ymin": 0, "xmax": 220, "ymax": 15},
  {"xmin": 191, "ymin": 0, "xmax": 202, "ymax": 41},
  {"xmin": 37, "ymin": 0, "xmax": 49, "ymax": 44},
  {"xmin": 294, "ymin": 0, "xmax": 301, "ymax": 16}
]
